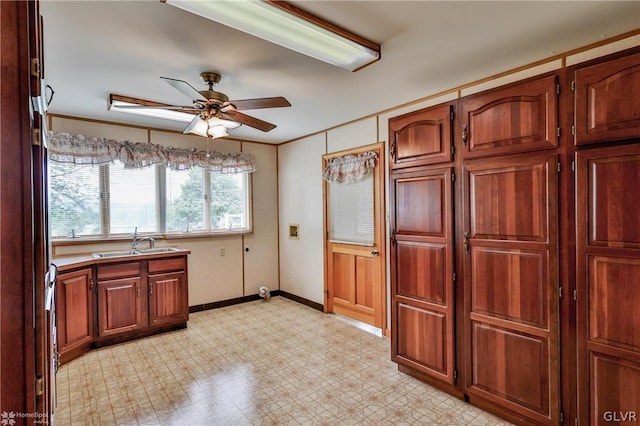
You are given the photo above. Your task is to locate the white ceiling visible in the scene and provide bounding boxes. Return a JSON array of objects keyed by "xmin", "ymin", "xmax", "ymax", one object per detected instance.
[{"xmin": 41, "ymin": 1, "xmax": 639, "ymax": 144}]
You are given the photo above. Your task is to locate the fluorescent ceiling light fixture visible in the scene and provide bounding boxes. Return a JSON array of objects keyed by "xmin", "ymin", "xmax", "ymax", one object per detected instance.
[
  {"xmin": 163, "ymin": 0, "xmax": 381, "ymax": 72},
  {"xmin": 109, "ymin": 96, "xmax": 195, "ymax": 123}
]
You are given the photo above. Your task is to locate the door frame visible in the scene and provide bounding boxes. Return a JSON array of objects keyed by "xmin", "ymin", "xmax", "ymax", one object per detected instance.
[{"xmin": 323, "ymin": 142, "xmax": 386, "ymax": 332}]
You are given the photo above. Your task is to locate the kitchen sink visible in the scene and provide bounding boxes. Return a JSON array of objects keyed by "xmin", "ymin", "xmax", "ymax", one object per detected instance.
[
  {"xmin": 136, "ymin": 247, "xmax": 181, "ymax": 254},
  {"xmin": 92, "ymin": 247, "xmax": 180, "ymax": 258},
  {"xmin": 92, "ymin": 250, "xmax": 139, "ymax": 258}
]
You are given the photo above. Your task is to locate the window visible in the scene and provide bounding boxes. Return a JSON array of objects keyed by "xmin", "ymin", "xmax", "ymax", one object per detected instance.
[
  {"xmin": 109, "ymin": 162, "xmax": 158, "ymax": 234},
  {"xmin": 211, "ymin": 173, "xmax": 248, "ymax": 230},
  {"xmin": 328, "ymin": 173, "xmax": 374, "ymax": 246},
  {"xmin": 49, "ymin": 162, "xmax": 101, "ymax": 238},
  {"xmin": 166, "ymin": 167, "xmax": 205, "ymax": 233},
  {"xmin": 48, "ymin": 160, "xmax": 251, "ymax": 239}
]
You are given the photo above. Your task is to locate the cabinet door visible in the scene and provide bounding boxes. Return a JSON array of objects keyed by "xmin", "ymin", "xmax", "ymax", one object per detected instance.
[
  {"xmin": 574, "ymin": 50, "xmax": 640, "ymax": 145},
  {"xmin": 576, "ymin": 144, "xmax": 640, "ymax": 424},
  {"xmin": 460, "ymin": 75, "xmax": 558, "ymax": 159},
  {"xmin": 390, "ymin": 167, "xmax": 456, "ymax": 385},
  {"xmin": 148, "ymin": 272, "xmax": 188, "ymax": 327},
  {"xmin": 463, "ymin": 153, "xmax": 560, "ymax": 424},
  {"xmin": 389, "ymin": 102, "xmax": 454, "ymax": 169},
  {"xmin": 57, "ymin": 268, "xmax": 93, "ymax": 354},
  {"xmin": 97, "ymin": 277, "xmax": 143, "ymax": 337}
]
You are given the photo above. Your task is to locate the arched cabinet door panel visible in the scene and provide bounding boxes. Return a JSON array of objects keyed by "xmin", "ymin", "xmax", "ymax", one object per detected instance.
[
  {"xmin": 460, "ymin": 75, "xmax": 558, "ymax": 159},
  {"xmin": 574, "ymin": 50, "xmax": 640, "ymax": 145},
  {"xmin": 389, "ymin": 102, "xmax": 455, "ymax": 169}
]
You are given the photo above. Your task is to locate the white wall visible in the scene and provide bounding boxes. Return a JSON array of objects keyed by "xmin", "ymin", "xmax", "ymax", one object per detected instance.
[
  {"xmin": 277, "ymin": 133, "xmax": 326, "ymax": 304},
  {"xmin": 242, "ymin": 142, "xmax": 279, "ymax": 295},
  {"xmin": 50, "ymin": 117, "xmax": 279, "ymax": 307}
]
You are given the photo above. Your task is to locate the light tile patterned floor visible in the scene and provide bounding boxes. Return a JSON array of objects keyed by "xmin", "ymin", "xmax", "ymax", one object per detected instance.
[{"xmin": 55, "ymin": 297, "xmax": 512, "ymax": 425}]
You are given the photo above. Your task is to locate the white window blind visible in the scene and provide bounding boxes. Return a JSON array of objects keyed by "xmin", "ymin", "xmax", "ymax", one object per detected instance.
[
  {"xmin": 108, "ymin": 161, "xmax": 158, "ymax": 234},
  {"xmin": 329, "ymin": 173, "xmax": 374, "ymax": 246}
]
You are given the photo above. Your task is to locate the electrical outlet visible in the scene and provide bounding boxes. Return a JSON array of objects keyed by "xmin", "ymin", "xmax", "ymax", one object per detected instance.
[{"xmin": 219, "ymin": 247, "xmax": 225, "ymax": 256}]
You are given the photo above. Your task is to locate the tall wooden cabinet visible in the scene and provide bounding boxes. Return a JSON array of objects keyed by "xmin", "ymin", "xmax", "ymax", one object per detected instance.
[
  {"xmin": 390, "ymin": 103, "xmax": 458, "ymax": 391},
  {"xmin": 389, "ymin": 46, "xmax": 640, "ymax": 426},
  {"xmin": 573, "ymin": 49, "xmax": 640, "ymax": 426},
  {"xmin": 460, "ymin": 74, "xmax": 562, "ymax": 425},
  {"xmin": 462, "ymin": 153, "xmax": 560, "ymax": 424}
]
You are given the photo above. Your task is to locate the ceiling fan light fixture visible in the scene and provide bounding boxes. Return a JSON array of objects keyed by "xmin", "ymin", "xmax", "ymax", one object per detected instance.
[
  {"xmin": 209, "ymin": 116, "xmax": 242, "ymax": 130},
  {"xmin": 163, "ymin": 0, "xmax": 380, "ymax": 72},
  {"xmin": 208, "ymin": 124, "xmax": 229, "ymax": 139},
  {"xmin": 185, "ymin": 116, "xmax": 240, "ymax": 139}
]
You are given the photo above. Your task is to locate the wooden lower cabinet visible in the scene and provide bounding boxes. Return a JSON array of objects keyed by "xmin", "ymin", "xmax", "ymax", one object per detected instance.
[
  {"xmin": 149, "ymin": 272, "xmax": 188, "ymax": 327},
  {"xmin": 576, "ymin": 144, "xmax": 640, "ymax": 425},
  {"xmin": 57, "ymin": 254, "xmax": 189, "ymax": 363},
  {"xmin": 463, "ymin": 153, "xmax": 560, "ymax": 425},
  {"xmin": 97, "ymin": 276, "xmax": 143, "ymax": 337},
  {"xmin": 391, "ymin": 166, "xmax": 457, "ymax": 388},
  {"xmin": 57, "ymin": 268, "xmax": 93, "ymax": 358}
]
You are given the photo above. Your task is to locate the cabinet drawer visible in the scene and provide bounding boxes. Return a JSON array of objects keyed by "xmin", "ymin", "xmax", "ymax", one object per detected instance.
[
  {"xmin": 96, "ymin": 261, "xmax": 140, "ymax": 280},
  {"xmin": 148, "ymin": 256, "xmax": 186, "ymax": 274}
]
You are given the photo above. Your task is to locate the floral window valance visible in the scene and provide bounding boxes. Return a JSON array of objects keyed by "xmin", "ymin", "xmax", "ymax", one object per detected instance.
[
  {"xmin": 47, "ymin": 131, "xmax": 256, "ymax": 174},
  {"xmin": 322, "ymin": 151, "xmax": 377, "ymax": 184}
]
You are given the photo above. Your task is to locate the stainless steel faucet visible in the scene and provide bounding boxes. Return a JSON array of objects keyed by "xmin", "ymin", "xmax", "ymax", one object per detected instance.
[
  {"xmin": 135, "ymin": 237, "xmax": 156, "ymax": 250},
  {"xmin": 131, "ymin": 227, "xmax": 155, "ymax": 251}
]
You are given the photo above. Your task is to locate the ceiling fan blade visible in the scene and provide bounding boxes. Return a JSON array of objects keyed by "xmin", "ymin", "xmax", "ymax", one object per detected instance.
[
  {"xmin": 161, "ymin": 76, "xmax": 208, "ymax": 102},
  {"xmin": 222, "ymin": 110, "xmax": 277, "ymax": 132},
  {"xmin": 225, "ymin": 96, "xmax": 291, "ymax": 111}
]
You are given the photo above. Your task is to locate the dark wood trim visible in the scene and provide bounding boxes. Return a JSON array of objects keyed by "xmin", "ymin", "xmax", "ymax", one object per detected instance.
[
  {"xmin": 399, "ymin": 364, "xmax": 464, "ymax": 400},
  {"xmin": 48, "ymin": 113, "xmax": 276, "ymax": 146},
  {"xmin": 265, "ymin": 1, "xmax": 380, "ymax": 53},
  {"xmin": 557, "ymin": 66, "xmax": 578, "ymax": 426},
  {"xmin": 0, "ymin": 0, "xmax": 35, "ymax": 417},
  {"xmin": 188, "ymin": 290, "xmax": 283, "ymax": 313},
  {"xmin": 279, "ymin": 291, "xmax": 324, "ymax": 312},
  {"xmin": 92, "ymin": 322, "xmax": 187, "ymax": 349},
  {"xmin": 188, "ymin": 291, "xmax": 324, "ymax": 313}
]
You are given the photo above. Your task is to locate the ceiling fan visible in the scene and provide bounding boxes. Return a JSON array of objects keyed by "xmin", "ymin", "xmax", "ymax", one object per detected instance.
[{"xmin": 109, "ymin": 71, "xmax": 291, "ymax": 138}]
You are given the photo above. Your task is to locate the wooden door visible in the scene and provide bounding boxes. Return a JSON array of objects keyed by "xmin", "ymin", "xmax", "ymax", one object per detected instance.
[
  {"xmin": 463, "ymin": 153, "xmax": 560, "ymax": 424},
  {"xmin": 576, "ymin": 144, "xmax": 640, "ymax": 425},
  {"xmin": 460, "ymin": 75, "xmax": 558, "ymax": 159},
  {"xmin": 97, "ymin": 277, "xmax": 143, "ymax": 337},
  {"xmin": 574, "ymin": 50, "xmax": 640, "ymax": 145},
  {"xmin": 149, "ymin": 272, "xmax": 188, "ymax": 327},
  {"xmin": 390, "ymin": 167, "xmax": 456, "ymax": 384},
  {"xmin": 389, "ymin": 102, "xmax": 455, "ymax": 169},
  {"xmin": 57, "ymin": 268, "xmax": 93, "ymax": 355},
  {"xmin": 324, "ymin": 143, "xmax": 386, "ymax": 329}
]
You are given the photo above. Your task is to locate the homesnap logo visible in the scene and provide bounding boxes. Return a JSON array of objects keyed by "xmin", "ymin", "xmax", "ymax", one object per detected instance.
[{"xmin": 0, "ymin": 412, "xmax": 16, "ymax": 426}]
